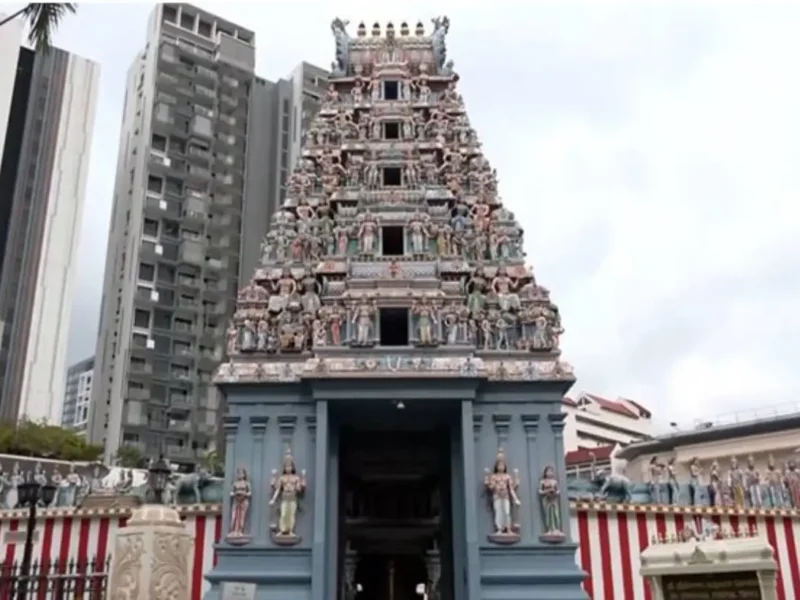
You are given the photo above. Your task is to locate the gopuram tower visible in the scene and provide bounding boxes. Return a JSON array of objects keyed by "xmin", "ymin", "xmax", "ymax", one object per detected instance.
[{"xmin": 206, "ymin": 18, "xmax": 587, "ymax": 600}]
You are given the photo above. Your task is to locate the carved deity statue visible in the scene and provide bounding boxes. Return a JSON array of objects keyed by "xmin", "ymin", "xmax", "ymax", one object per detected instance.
[
  {"xmin": 538, "ymin": 465, "xmax": 564, "ymax": 542},
  {"xmin": 648, "ymin": 457, "xmax": 664, "ymax": 504},
  {"xmin": 766, "ymin": 455, "xmax": 784, "ymax": 508},
  {"xmin": 413, "ymin": 299, "xmax": 437, "ymax": 345},
  {"xmin": 269, "ymin": 449, "xmax": 307, "ymax": 541},
  {"xmin": 745, "ymin": 454, "xmax": 761, "ymax": 508},
  {"xmin": 227, "ymin": 467, "xmax": 252, "ymax": 542},
  {"xmin": 357, "ymin": 213, "xmax": 379, "ymax": 254},
  {"xmin": 785, "ymin": 458, "xmax": 800, "ymax": 508},
  {"xmin": 708, "ymin": 460, "xmax": 721, "ymax": 507},
  {"xmin": 484, "ymin": 448, "xmax": 521, "ymax": 542},
  {"xmin": 728, "ymin": 456, "xmax": 745, "ymax": 508},
  {"xmin": 688, "ymin": 457, "xmax": 703, "ymax": 506},
  {"xmin": 666, "ymin": 458, "xmax": 679, "ymax": 505},
  {"xmin": 351, "ymin": 300, "xmax": 376, "ymax": 346}
]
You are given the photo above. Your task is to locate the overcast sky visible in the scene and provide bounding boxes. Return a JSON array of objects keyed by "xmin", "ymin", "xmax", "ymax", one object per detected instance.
[{"xmin": 46, "ymin": 1, "xmax": 800, "ymax": 428}]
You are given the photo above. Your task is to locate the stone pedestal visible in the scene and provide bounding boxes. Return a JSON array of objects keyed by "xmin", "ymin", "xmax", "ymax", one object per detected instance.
[{"xmin": 106, "ymin": 504, "xmax": 195, "ymax": 600}]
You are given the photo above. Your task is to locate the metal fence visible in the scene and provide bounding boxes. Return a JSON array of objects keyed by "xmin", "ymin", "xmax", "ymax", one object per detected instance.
[{"xmin": 0, "ymin": 556, "xmax": 110, "ymax": 600}]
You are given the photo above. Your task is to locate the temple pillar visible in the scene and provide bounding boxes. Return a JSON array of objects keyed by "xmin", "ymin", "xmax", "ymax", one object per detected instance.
[
  {"xmin": 310, "ymin": 400, "xmax": 329, "ymax": 600},
  {"xmin": 106, "ymin": 505, "xmax": 194, "ymax": 600},
  {"xmin": 248, "ymin": 415, "xmax": 268, "ymax": 542},
  {"xmin": 460, "ymin": 400, "xmax": 482, "ymax": 600}
]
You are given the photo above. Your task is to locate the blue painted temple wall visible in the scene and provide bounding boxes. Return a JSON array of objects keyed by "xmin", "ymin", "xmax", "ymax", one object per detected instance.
[{"xmin": 204, "ymin": 379, "xmax": 587, "ymax": 600}]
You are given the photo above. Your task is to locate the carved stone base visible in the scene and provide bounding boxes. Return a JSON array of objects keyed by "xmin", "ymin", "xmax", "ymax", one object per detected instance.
[
  {"xmin": 106, "ymin": 504, "xmax": 194, "ymax": 600},
  {"xmin": 271, "ymin": 532, "xmax": 302, "ymax": 546},
  {"xmin": 225, "ymin": 533, "xmax": 252, "ymax": 546},
  {"xmin": 539, "ymin": 531, "xmax": 566, "ymax": 544},
  {"xmin": 488, "ymin": 531, "xmax": 521, "ymax": 545}
]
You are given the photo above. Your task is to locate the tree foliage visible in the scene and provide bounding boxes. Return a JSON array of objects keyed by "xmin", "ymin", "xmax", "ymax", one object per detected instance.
[
  {"xmin": 0, "ymin": 419, "xmax": 103, "ymax": 461},
  {"xmin": 115, "ymin": 444, "xmax": 146, "ymax": 468},
  {"xmin": 201, "ymin": 450, "xmax": 224, "ymax": 476},
  {"xmin": 0, "ymin": 3, "xmax": 77, "ymax": 52}
]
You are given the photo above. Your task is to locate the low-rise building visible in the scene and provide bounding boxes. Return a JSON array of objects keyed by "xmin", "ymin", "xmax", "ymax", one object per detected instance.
[{"xmin": 563, "ymin": 391, "xmax": 653, "ymax": 451}]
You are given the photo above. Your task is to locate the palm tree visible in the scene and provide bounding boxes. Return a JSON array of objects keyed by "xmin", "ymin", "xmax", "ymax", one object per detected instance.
[{"xmin": 0, "ymin": 3, "xmax": 77, "ymax": 52}]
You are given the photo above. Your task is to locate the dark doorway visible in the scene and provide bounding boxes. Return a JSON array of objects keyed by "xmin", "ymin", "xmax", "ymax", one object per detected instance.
[
  {"xmin": 379, "ymin": 308, "xmax": 408, "ymax": 346},
  {"xmin": 339, "ymin": 426, "xmax": 455, "ymax": 600},
  {"xmin": 384, "ymin": 122, "xmax": 400, "ymax": 140},
  {"xmin": 381, "ymin": 226, "xmax": 404, "ymax": 256}
]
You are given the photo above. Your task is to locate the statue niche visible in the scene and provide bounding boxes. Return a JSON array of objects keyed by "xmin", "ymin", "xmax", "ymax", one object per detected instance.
[{"xmin": 269, "ymin": 448, "xmax": 307, "ymax": 546}]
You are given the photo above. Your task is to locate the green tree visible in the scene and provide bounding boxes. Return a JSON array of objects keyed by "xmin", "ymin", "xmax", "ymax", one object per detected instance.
[
  {"xmin": 115, "ymin": 444, "xmax": 146, "ymax": 468},
  {"xmin": 0, "ymin": 4, "xmax": 77, "ymax": 52},
  {"xmin": 0, "ymin": 419, "xmax": 103, "ymax": 461},
  {"xmin": 201, "ymin": 450, "xmax": 224, "ymax": 476}
]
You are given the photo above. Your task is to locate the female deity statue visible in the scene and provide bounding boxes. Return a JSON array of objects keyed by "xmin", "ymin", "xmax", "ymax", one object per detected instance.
[
  {"xmin": 688, "ymin": 457, "xmax": 703, "ymax": 506},
  {"xmin": 407, "ymin": 212, "xmax": 430, "ymax": 254},
  {"xmin": 269, "ymin": 449, "xmax": 307, "ymax": 542},
  {"xmin": 484, "ymin": 448, "xmax": 521, "ymax": 542},
  {"xmin": 538, "ymin": 466, "xmax": 564, "ymax": 542},
  {"xmin": 491, "ymin": 267, "xmax": 520, "ymax": 312},
  {"xmin": 50, "ymin": 466, "xmax": 63, "ymax": 506},
  {"xmin": 62, "ymin": 463, "xmax": 81, "ymax": 507},
  {"xmin": 33, "ymin": 462, "xmax": 48, "ymax": 504},
  {"xmin": 357, "ymin": 214, "xmax": 379, "ymax": 254},
  {"xmin": 334, "ymin": 224, "xmax": 351, "ymax": 256},
  {"xmin": 227, "ymin": 467, "xmax": 252, "ymax": 543}
]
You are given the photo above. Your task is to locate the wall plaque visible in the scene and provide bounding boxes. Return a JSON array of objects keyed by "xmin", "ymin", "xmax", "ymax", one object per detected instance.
[
  {"xmin": 221, "ymin": 581, "xmax": 256, "ymax": 600},
  {"xmin": 661, "ymin": 571, "xmax": 761, "ymax": 600}
]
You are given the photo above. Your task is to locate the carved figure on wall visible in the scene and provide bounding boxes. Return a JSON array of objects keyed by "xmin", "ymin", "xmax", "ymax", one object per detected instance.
[
  {"xmin": 590, "ymin": 452, "xmax": 632, "ymax": 503},
  {"xmin": 351, "ymin": 300, "xmax": 376, "ymax": 346},
  {"xmin": 484, "ymin": 448, "xmax": 521, "ymax": 544},
  {"xmin": 5, "ymin": 463, "xmax": 21, "ymax": 509},
  {"xmin": 765, "ymin": 455, "xmax": 784, "ymax": 508},
  {"xmin": 785, "ymin": 458, "xmax": 800, "ymax": 508},
  {"xmin": 357, "ymin": 213, "xmax": 379, "ymax": 254},
  {"xmin": 413, "ymin": 299, "xmax": 437, "ymax": 346},
  {"xmin": 538, "ymin": 465, "xmax": 565, "ymax": 543},
  {"xmin": 648, "ymin": 457, "xmax": 663, "ymax": 504},
  {"xmin": 269, "ymin": 448, "xmax": 307, "ymax": 544},
  {"xmin": 707, "ymin": 460, "xmax": 721, "ymax": 507},
  {"xmin": 227, "ymin": 467, "xmax": 252, "ymax": 544},
  {"xmin": 408, "ymin": 212, "xmax": 430, "ymax": 254},
  {"xmin": 666, "ymin": 458, "xmax": 679, "ymax": 505},
  {"xmin": 688, "ymin": 457, "xmax": 703, "ymax": 506},
  {"xmin": 728, "ymin": 456, "xmax": 745, "ymax": 508},
  {"xmin": 0, "ymin": 470, "xmax": 8, "ymax": 508},
  {"xmin": 62, "ymin": 463, "xmax": 81, "ymax": 507},
  {"xmin": 745, "ymin": 454, "xmax": 762, "ymax": 508}
]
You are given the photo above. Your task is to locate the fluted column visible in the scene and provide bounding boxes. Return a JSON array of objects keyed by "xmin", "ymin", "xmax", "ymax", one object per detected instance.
[
  {"xmin": 221, "ymin": 416, "xmax": 241, "ymax": 538},
  {"xmin": 548, "ymin": 412, "xmax": 570, "ymax": 542},
  {"xmin": 249, "ymin": 415, "xmax": 269, "ymax": 541},
  {"xmin": 521, "ymin": 414, "xmax": 540, "ymax": 541}
]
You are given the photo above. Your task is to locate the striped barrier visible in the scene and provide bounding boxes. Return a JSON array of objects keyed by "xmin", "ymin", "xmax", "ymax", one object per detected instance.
[{"xmin": 0, "ymin": 503, "xmax": 796, "ymax": 600}]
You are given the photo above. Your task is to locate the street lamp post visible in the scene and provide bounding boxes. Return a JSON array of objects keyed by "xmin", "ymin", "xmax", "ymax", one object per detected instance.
[
  {"xmin": 147, "ymin": 455, "xmax": 172, "ymax": 505},
  {"xmin": 15, "ymin": 477, "xmax": 57, "ymax": 600}
]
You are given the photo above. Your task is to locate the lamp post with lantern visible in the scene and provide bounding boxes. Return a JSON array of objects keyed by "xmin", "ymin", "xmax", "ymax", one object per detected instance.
[
  {"xmin": 15, "ymin": 475, "xmax": 57, "ymax": 600},
  {"xmin": 147, "ymin": 455, "xmax": 172, "ymax": 505}
]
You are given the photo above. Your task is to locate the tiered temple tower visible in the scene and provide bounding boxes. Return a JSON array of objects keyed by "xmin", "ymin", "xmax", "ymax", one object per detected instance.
[{"xmin": 206, "ymin": 18, "xmax": 587, "ymax": 600}]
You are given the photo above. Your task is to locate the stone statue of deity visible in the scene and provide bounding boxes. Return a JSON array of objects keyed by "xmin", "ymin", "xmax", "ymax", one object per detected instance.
[
  {"xmin": 538, "ymin": 465, "xmax": 564, "ymax": 543},
  {"xmin": 708, "ymin": 460, "xmax": 721, "ymax": 507},
  {"xmin": 688, "ymin": 457, "xmax": 703, "ymax": 506},
  {"xmin": 786, "ymin": 458, "xmax": 800, "ymax": 508},
  {"xmin": 269, "ymin": 448, "xmax": 307, "ymax": 544},
  {"xmin": 765, "ymin": 455, "xmax": 784, "ymax": 508},
  {"xmin": 6, "ymin": 463, "xmax": 21, "ymax": 509},
  {"xmin": 745, "ymin": 455, "xmax": 762, "ymax": 508},
  {"xmin": 728, "ymin": 456, "xmax": 745, "ymax": 508},
  {"xmin": 227, "ymin": 467, "xmax": 252, "ymax": 544},
  {"xmin": 484, "ymin": 448, "xmax": 521, "ymax": 544},
  {"xmin": 666, "ymin": 458, "xmax": 679, "ymax": 505},
  {"xmin": 647, "ymin": 457, "xmax": 663, "ymax": 504}
]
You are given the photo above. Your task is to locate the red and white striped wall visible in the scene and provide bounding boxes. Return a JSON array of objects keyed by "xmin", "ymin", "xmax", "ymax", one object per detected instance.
[{"xmin": 0, "ymin": 504, "xmax": 797, "ymax": 600}]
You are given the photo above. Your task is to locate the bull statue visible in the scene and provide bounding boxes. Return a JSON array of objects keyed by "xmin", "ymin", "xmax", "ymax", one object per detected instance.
[
  {"xmin": 590, "ymin": 451, "xmax": 633, "ymax": 503},
  {"xmin": 171, "ymin": 468, "xmax": 213, "ymax": 504}
]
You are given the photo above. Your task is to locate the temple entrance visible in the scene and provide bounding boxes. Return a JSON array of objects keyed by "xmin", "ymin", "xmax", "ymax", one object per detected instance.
[{"xmin": 337, "ymin": 410, "xmax": 456, "ymax": 600}]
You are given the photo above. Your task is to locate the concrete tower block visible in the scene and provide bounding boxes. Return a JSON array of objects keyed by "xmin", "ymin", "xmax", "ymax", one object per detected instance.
[{"xmin": 106, "ymin": 505, "xmax": 195, "ymax": 600}]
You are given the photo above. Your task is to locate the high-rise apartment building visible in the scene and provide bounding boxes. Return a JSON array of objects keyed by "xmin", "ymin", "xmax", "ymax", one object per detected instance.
[
  {"xmin": 0, "ymin": 15, "xmax": 100, "ymax": 424},
  {"xmin": 61, "ymin": 356, "xmax": 94, "ymax": 434},
  {"xmin": 88, "ymin": 3, "xmax": 326, "ymax": 467}
]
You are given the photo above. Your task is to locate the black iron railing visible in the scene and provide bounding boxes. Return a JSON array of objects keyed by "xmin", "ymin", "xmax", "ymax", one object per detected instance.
[{"xmin": 0, "ymin": 556, "xmax": 110, "ymax": 600}]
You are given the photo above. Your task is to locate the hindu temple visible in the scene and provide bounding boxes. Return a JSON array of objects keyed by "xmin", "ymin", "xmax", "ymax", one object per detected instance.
[{"xmin": 204, "ymin": 17, "xmax": 585, "ymax": 600}]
